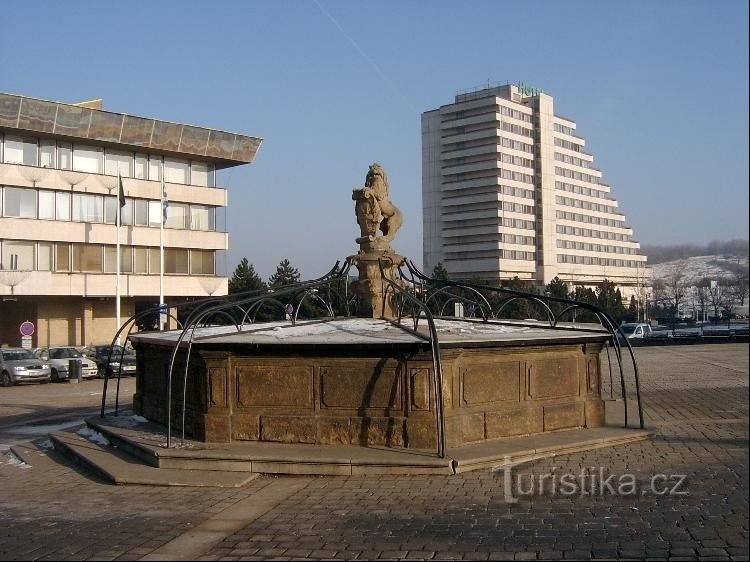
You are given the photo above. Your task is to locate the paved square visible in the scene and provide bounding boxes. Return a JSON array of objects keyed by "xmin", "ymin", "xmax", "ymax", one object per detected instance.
[{"xmin": 1, "ymin": 344, "xmax": 747, "ymax": 561}]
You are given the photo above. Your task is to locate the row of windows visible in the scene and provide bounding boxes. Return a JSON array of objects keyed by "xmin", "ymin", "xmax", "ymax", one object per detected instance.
[
  {"xmin": 0, "ymin": 240, "xmax": 215, "ymax": 275},
  {"xmin": 500, "ymin": 168, "xmax": 534, "ymax": 184},
  {"xmin": 1, "ymin": 186, "xmax": 216, "ymax": 231},
  {"xmin": 555, "ymin": 224, "xmax": 632, "ymax": 242},
  {"xmin": 554, "ymin": 123, "xmax": 575, "ymax": 136},
  {"xmin": 556, "ymin": 210, "xmax": 624, "ymax": 227},
  {"xmin": 501, "ymin": 122, "xmax": 533, "ymax": 138},
  {"xmin": 501, "ymin": 233, "xmax": 535, "ymax": 246},
  {"xmin": 0, "ymin": 133, "xmax": 216, "ymax": 187},
  {"xmin": 555, "ymin": 195, "xmax": 617, "ymax": 214},
  {"xmin": 498, "ymin": 105, "xmax": 533, "ymax": 123},
  {"xmin": 554, "ymin": 137, "xmax": 583, "ymax": 152},
  {"xmin": 555, "ymin": 181, "xmax": 609, "ymax": 200},
  {"xmin": 502, "ymin": 201, "xmax": 535, "ymax": 215},
  {"xmin": 554, "ymin": 152, "xmax": 593, "ymax": 169},
  {"xmin": 554, "ymin": 166, "xmax": 601, "ymax": 184},
  {"xmin": 557, "ymin": 254, "xmax": 642, "ymax": 268},
  {"xmin": 444, "ymin": 249, "xmax": 536, "ymax": 262},
  {"xmin": 556, "ymin": 239, "xmax": 640, "ymax": 255},
  {"xmin": 500, "ymin": 153, "xmax": 533, "ymax": 169},
  {"xmin": 502, "ymin": 217, "xmax": 535, "ymax": 230},
  {"xmin": 500, "ymin": 184, "xmax": 535, "ymax": 200},
  {"xmin": 499, "ymin": 136, "xmax": 534, "ymax": 154}
]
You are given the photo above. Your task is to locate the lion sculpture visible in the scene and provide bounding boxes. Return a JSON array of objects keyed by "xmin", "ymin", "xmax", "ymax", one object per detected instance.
[{"xmin": 359, "ymin": 163, "xmax": 403, "ymax": 243}]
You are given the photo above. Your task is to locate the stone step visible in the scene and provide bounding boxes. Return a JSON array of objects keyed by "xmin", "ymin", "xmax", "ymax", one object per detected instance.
[
  {"xmin": 84, "ymin": 415, "xmax": 650, "ymax": 476},
  {"xmin": 48, "ymin": 430, "xmax": 258, "ymax": 487}
]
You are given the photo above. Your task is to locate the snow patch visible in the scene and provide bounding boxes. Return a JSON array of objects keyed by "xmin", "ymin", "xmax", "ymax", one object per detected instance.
[
  {"xmin": 77, "ymin": 427, "xmax": 110, "ymax": 446},
  {"xmin": 4, "ymin": 451, "xmax": 30, "ymax": 469}
]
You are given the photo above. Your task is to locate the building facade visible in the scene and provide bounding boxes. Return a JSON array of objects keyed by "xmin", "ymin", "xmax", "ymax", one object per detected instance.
[
  {"xmin": 422, "ymin": 83, "xmax": 648, "ymax": 294},
  {"xmin": 0, "ymin": 93, "xmax": 261, "ymax": 347}
]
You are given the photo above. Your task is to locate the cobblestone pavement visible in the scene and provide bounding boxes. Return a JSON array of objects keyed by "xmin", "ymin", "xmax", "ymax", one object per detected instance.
[{"xmin": 0, "ymin": 344, "xmax": 747, "ymax": 561}]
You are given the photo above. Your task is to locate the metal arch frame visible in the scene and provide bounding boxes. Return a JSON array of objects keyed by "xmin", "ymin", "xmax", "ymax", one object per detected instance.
[
  {"xmin": 399, "ymin": 259, "xmax": 644, "ymax": 430},
  {"xmin": 164, "ymin": 260, "xmax": 352, "ymax": 446}
]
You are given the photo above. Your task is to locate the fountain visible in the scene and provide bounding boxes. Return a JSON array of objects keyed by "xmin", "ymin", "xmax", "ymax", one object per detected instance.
[{"xmin": 89, "ymin": 163, "xmax": 648, "ymax": 476}]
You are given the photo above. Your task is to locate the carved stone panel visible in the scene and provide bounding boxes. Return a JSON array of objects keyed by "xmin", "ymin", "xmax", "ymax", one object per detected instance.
[
  {"xmin": 461, "ymin": 361, "xmax": 521, "ymax": 405},
  {"xmin": 527, "ymin": 357, "xmax": 579, "ymax": 400},
  {"xmin": 586, "ymin": 358, "xmax": 600, "ymax": 395},
  {"xmin": 410, "ymin": 368, "xmax": 431, "ymax": 411},
  {"xmin": 236, "ymin": 365, "xmax": 314, "ymax": 408},
  {"xmin": 209, "ymin": 368, "xmax": 227, "ymax": 408},
  {"xmin": 543, "ymin": 403, "xmax": 585, "ymax": 431},
  {"xmin": 320, "ymin": 364, "xmax": 402, "ymax": 410}
]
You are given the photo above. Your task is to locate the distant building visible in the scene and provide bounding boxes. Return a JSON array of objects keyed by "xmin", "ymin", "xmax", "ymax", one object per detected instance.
[
  {"xmin": 422, "ymin": 82, "xmax": 648, "ymax": 293},
  {"xmin": 0, "ymin": 92, "xmax": 261, "ymax": 347}
]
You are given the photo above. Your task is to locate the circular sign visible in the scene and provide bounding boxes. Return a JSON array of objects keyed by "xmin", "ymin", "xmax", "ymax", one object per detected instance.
[{"xmin": 19, "ymin": 321, "xmax": 35, "ymax": 337}]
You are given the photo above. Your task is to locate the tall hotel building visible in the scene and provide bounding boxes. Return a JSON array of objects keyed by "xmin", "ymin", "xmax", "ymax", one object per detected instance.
[
  {"xmin": 0, "ymin": 93, "xmax": 261, "ymax": 347},
  {"xmin": 422, "ymin": 83, "xmax": 647, "ymax": 292}
]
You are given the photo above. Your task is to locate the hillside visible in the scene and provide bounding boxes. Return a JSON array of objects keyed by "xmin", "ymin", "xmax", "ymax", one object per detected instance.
[{"xmin": 651, "ymin": 254, "xmax": 748, "ymax": 285}]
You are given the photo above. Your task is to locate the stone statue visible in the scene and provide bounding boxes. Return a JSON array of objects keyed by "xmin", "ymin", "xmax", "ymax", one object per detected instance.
[
  {"xmin": 353, "ymin": 163, "xmax": 403, "ymax": 245},
  {"xmin": 350, "ymin": 163, "xmax": 405, "ymax": 318}
]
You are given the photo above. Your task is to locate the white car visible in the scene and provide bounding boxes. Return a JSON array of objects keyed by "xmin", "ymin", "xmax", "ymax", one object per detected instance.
[{"xmin": 36, "ymin": 347, "xmax": 99, "ymax": 382}]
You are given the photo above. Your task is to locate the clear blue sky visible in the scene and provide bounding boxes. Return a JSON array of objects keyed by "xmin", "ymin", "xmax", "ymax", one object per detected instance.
[{"xmin": 2, "ymin": 0, "xmax": 748, "ymax": 279}]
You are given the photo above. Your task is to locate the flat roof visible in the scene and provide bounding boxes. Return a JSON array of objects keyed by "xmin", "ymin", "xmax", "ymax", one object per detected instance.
[{"xmin": 0, "ymin": 92, "xmax": 262, "ymax": 167}]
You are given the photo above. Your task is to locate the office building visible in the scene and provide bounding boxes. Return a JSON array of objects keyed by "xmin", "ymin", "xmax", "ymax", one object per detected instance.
[
  {"xmin": 0, "ymin": 93, "xmax": 261, "ymax": 347},
  {"xmin": 422, "ymin": 83, "xmax": 648, "ymax": 293}
]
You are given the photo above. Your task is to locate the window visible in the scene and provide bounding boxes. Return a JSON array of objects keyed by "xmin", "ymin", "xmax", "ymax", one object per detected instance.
[
  {"xmin": 148, "ymin": 155, "xmax": 162, "ymax": 181},
  {"xmin": 1, "ymin": 240, "xmax": 35, "ymax": 270},
  {"xmin": 38, "ymin": 190, "xmax": 55, "ymax": 220},
  {"xmin": 104, "ymin": 196, "xmax": 117, "ymax": 224},
  {"xmin": 55, "ymin": 243, "xmax": 70, "ymax": 272},
  {"xmin": 190, "ymin": 205, "xmax": 215, "ymax": 231},
  {"xmin": 56, "ymin": 191, "xmax": 71, "ymax": 221},
  {"xmin": 164, "ymin": 248, "xmax": 189, "ymax": 274},
  {"xmin": 190, "ymin": 161, "xmax": 209, "ymax": 186},
  {"xmin": 40, "ymin": 141, "xmax": 55, "ymax": 168},
  {"xmin": 3, "ymin": 136, "xmax": 38, "ymax": 166},
  {"xmin": 73, "ymin": 244, "xmax": 103, "ymax": 272},
  {"xmin": 3, "ymin": 187, "xmax": 37, "ymax": 218},
  {"xmin": 72, "ymin": 145, "xmax": 103, "ymax": 173},
  {"xmin": 134, "ymin": 154, "xmax": 148, "ymax": 179},
  {"xmin": 134, "ymin": 247, "xmax": 148, "ymax": 273},
  {"xmin": 104, "ymin": 246, "xmax": 133, "ymax": 273},
  {"xmin": 165, "ymin": 202, "xmax": 187, "ymax": 229},
  {"xmin": 134, "ymin": 199, "xmax": 148, "ymax": 226},
  {"xmin": 121, "ymin": 198, "xmax": 133, "ymax": 225},
  {"xmin": 163, "ymin": 158, "xmax": 188, "ymax": 184},
  {"xmin": 72, "ymin": 194, "xmax": 103, "ymax": 223},
  {"xmin": 105, "ymin": 150, "xmax": 133, "ymax": 177},
  {"xmin": 57, "ymin": 142, "xmax": 72, "ymax": 170},
  {"xmin": 38, "ymin": 242, "xmax": 52, "ymax": 271},
  {"xmin": 148, "ymin": 200, "xmax": 162, "ymax": 226},
  {"xmin": 190, "ymin": 250, "xmax": 214, "ymax": 274}
]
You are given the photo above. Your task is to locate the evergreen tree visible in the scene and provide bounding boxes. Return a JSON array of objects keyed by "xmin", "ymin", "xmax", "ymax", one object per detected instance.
[
  {"xmin": 545, "ymin": 276, "xmax": 569, "ymax": 299},
  {"xmin": 228, "ymin": 257, "xmax": 266, "ymax": 294},
  {"xmin": 268, "ymin": 259, "xmax": 301, "ymax": 288},
  {"xmin": 432, "ymin": 262, "xmax": 449, "ymax": 280},
  {"xmin": 596, "ymin": 280, "xmax": 626, "ymax": 322},
  {"xmin": 626, "ymin": 295, "xmax": 638, "ymax": 322}
]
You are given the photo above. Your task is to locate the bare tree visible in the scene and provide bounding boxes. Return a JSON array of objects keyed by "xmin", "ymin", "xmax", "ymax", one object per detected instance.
[
  {"xmin": 663, "ymin": 265, "xmax": 688, "ymax": 325},
  {"xmin": 706, "ymin": 277, "xmax": 731, "ymax": 320},
  {"xmin": 728, "ymin": 266, "xmax": 749, "ymax": 308}
]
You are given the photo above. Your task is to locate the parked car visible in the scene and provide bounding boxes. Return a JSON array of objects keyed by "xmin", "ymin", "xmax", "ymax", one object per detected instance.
[
  {"xmin": 0, "ymin": 348, "xmax": 51, "ymax": 386},
  {"xmin": 87, "ymin": 345, "xmax": 137, "ymax": 377},
  {"xmin": 35, "ymin": 346, "xmax": 99, "ymax": 382},
  {"xmin": 617, "ymin": 323, "xmax": 652, "ymax": 343}
]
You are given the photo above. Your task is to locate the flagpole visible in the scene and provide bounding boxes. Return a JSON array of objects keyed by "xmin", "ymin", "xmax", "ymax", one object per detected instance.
[
  {"xmin": 115, "ymin": 171, "xmax": 121, "ymax": 345},
  {"xmin": 159, "ymin": 174, "xmax": 165, "ymax": 330}
]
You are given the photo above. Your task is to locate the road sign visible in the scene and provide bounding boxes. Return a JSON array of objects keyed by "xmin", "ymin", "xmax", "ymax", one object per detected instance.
[{"xmin": 19, "ymin": 320, "xmax": 35, "ymax": 337}]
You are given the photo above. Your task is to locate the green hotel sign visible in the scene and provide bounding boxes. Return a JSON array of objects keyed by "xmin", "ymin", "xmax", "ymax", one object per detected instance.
[{"xmin": 517, "ymin": 81, "xmax": 542, "ymax": 96}]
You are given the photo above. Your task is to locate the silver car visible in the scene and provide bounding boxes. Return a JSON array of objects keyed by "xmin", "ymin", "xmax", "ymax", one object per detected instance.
[
  {"xmin": 37, "ymin": 346, "xmax": 99, "ymax": 382},
  {"xmin": 0, "ymin": 348, "xmax": 52, "ymax": 386}
]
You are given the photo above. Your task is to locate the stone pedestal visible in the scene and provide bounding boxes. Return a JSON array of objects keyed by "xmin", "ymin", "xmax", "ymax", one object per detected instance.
[{"xmin": 350, "ymin": 238, "xmax": 405, "ymax": 319}]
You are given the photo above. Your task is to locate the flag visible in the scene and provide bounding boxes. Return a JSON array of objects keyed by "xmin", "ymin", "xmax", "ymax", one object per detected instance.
[
  {"xmin": 117, "ymin": 173, "xmax": 126, "ymax": 209},
  {"xmin": 161, "ymin": 177, "xmax": 169, "ymax": 225}
]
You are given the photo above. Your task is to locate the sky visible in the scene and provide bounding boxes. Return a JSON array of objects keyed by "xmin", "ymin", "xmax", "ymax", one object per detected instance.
[{"xmin": 1, "ymin": 0, "xmax": 748, "ymax": 280}]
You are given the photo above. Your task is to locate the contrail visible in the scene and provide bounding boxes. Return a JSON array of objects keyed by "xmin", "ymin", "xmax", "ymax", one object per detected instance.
[{"xmin": 311, "ymin": 0, "xmax": 400, "ymax": 98}]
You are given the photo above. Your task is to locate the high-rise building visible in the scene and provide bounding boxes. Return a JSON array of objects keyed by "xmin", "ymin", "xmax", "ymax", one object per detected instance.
[
  {"xmin": 0, "ymin": 93, "xmax": 261, "ymax": 347},
  {"xmin": 422, "ymin": 83, "xmax": 648, "ymax": 293}
]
